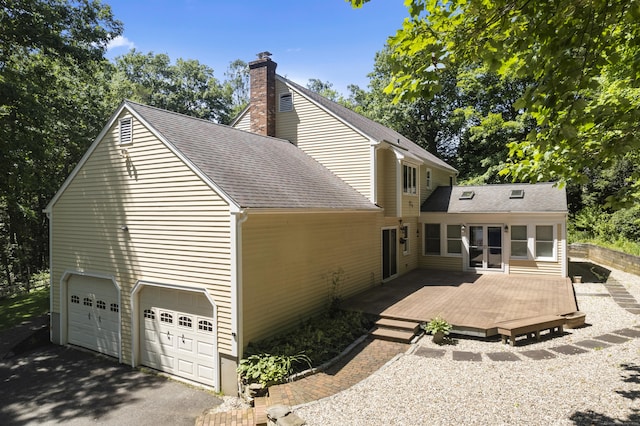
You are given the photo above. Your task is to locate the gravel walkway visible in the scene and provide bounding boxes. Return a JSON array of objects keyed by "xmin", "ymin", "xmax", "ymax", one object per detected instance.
[{"xmin": 295, "ymin": 262, "xmax": 640, "ymax": 425}]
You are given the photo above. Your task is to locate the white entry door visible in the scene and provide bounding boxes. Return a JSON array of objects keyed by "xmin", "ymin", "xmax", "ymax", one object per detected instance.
[
  {"xmin": 67, "ymin": 275, "xmax": 120, "ymax": 357},
  {"xmin": 139, "ymin": 287, "xmax": 216, "ymax": 387}
]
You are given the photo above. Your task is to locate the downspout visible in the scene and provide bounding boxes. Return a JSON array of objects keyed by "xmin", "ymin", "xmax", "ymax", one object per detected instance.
[
  {"xmin": 45, "ymin": 209, "xmax": 53, "ymax": 342},
  {"xmin": 230, "ymin": 209, "xmax": 248, "ymax": 361}
]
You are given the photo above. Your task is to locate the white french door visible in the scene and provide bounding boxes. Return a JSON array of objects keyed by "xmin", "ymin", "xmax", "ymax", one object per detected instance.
[{"xmin": 468, "ymin": 225, "xmax": 503, "ymax": 271}]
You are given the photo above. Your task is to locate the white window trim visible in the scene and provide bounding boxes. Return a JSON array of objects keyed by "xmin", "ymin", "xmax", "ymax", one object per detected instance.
[
  {"xmin": 445, "ymin": 224, "xmax": 463, "ymax": 257},
  {"xmin": 534, "ymin": 224, "xmax": 557, "ymax": 261},
  {"xmin": 402, "ymin": 163, "xmax": 418, "ymax": 195},
  {"xmin": 509, "ymin": 224, "xmax": 530, "ymax": 260},
  {"xmin": 423, "ymin": 223, "xmax": 441, "ymax": 256},
  {"xmin": 425, "ymin": 168, "xmax": 433, "ymax": 190},
  {"xmin": 401, "ymin": 224, "xmax": 410, "ymax": 255}
]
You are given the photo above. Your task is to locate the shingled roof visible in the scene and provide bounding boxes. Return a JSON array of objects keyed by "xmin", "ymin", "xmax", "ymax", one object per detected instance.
[
  {"xmin": 126, "ymin": 101, "xmax": 378, "ymax": 211},
  {"xmin": 421, "ymin": 183, "xmax": 567, "ymax": 213},
  {"xmin": 279, "ymin": 76, "xmax": 457, "ymax": 173}
]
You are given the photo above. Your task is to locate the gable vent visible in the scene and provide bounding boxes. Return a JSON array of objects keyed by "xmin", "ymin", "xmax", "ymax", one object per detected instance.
[
  {"xmin": 119, "ymin": 117, "xmax": 133, "ymax": 144},
  {"xmin": 279, "ymin": 93, "xmax": 293, "ymax": 112},
  {"xmin": 459, "ymin": 190, "xmax": 475, "ymax": 200},
  {"xmin": 509, "ymin": 189, "xmax": 525, "ymax": 199}
]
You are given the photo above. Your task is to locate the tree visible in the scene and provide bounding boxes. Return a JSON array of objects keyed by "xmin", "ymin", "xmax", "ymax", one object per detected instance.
[
  {"xmin": 351, "ymin": 0, "xmax": 640, "ymax": 204},
  {"xmin": 224, "ymin": 59, "xmax": 250, "ymax": 118},
  {"xmin": 0, "ymin": 0, "xmax": 122, "ymax": 288},
  {"xmin": 109, "ymin": 50, "xmax": 233, "ymax": 123}
]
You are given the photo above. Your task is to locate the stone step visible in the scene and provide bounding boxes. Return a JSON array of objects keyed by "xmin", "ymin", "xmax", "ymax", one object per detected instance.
[
  {"xmin": 375, "ymin": 318, "xmax": 421, "ymax": 333},
  {"xmin": 253, "ymin": 396, "xmax": 268, "ymax": 426},
  {"xmin": 370, "ymin": 326, "xmax": 416, "ymax": 343}
]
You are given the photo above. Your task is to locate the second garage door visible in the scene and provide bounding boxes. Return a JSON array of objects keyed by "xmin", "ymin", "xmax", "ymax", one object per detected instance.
[{"xmin": 139, "ymin": 287, "xmax": 216, "ymax": 387}]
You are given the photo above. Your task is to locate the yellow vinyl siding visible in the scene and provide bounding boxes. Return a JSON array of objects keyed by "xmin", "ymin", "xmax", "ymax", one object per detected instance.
[
  {"xmin": 377, "ymin": 148, "xmax": 398, "ymax": 217},
  {"xmin": 232, "ymin": 109, "xmax": 251, "ymax": 132},
  {"xmin": 241, "ymin": 212, "xmax": 381, "ymax": 348},
  {"xmin": 419, "ymin": 255, "xmax": 463, "ymax": 271},
  {"xmin": 51, "ymin": 111, "xmax": 233, "ymax": 362},
  {"xmin": 421, "ymin": 165, "xmax": 453, "ymax": 204},
  {"xmin": 276, "ymin": 80, "xmax": 372, "ymax": 199}
]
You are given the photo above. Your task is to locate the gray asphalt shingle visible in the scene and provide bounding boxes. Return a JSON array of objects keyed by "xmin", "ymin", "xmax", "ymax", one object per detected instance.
[
  {"xmin": 126, "ymin": 101, "xmax": 378, "ymax": 210},
  {"xmin": 421, "ymin": 183, "xmax": 567, "ymax": 213}
]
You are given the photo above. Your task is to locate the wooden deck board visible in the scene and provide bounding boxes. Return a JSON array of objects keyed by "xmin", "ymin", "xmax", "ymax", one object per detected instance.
[{"xmin": 343, "ymin": 269, "xmax": 577, "ymax": 337}]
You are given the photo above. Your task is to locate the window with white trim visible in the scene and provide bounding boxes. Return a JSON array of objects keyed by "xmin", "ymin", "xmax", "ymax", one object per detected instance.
[
  {"xmin": 424, "ymin": 223, "xmax": 440, "ymax": 255},
  {"xmin": 401, "ymin": 224, "xmax": 410, "ymax": 255},
  {"xmin": 535, "ymin": 225, "xmax": 555, "ymax": 259},
  {"xmin": 403, "ymin": 164, "xmax": 417, "ymax": 194},
  {"xmin": 446, "ymin": 225, "xmax": 462, "ymax": 255},
  {"xmin": 510, "ymin": 225, "xmax": 528, "ymax": 258},
  {"xmin": 426, "ymin": 168, "xmax": 432, "ymax": 190},
  {"xmin": 279, "ymin": 93, "xmax": 293, "ymax": 112}
]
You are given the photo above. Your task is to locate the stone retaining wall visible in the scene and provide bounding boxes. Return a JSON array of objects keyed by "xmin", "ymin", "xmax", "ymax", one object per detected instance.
[{"xmin": 569, "ymin": 243, "xmax": 640, "ymax": 276}]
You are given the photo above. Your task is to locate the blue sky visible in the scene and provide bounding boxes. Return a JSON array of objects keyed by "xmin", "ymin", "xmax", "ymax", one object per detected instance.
[{"xmin": 104, "ymin": 0, "xmax": 410, "ymax": 94}]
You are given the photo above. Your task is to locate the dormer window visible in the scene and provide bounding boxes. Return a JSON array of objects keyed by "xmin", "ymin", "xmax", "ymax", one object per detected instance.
[
  {"xmin": 119, "ymin": 117, "xmax": 133, "ymax": 145},
  {"xmin": 279, "ymin": 93, "xmax": 293, "ymax": 112}
]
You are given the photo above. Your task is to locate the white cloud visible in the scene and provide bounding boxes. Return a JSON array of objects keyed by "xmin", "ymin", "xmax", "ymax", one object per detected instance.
[{"xmin": 107, "ymin": 35, "xmax": 135, "ymax": 51}]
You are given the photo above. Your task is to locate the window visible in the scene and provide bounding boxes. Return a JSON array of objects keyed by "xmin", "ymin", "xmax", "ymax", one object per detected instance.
[
  {"xmin": 446, "ymin": 225, "xmax": 462, "ymax": 255},
  {"xmin": 71, "ymin": 295, "xmax": 80, "ymax": 304},
  {"xmin": 459, "ymin": 190, "xmax": 475, "ymax": 200},
  {"xmin": 536, "ymin": 225, "xmax": 554, "ymax": 259},
  {"xmin": 119, "ymin": 117, "xmax": 133, "ymax": 144},
  {"xmin": 279, "ymin": 93, "xmax": 293, "ymax": 112},
  {"xmin": 83, "ymin": 297, "xmax": 92, "ymax": 307},
  {"xmin": 400, "ymin": 225, "xmax": 409, "ymax": 255},
  {"xmin": 510, "ymin": 189, "xmax": 525, "ymax": 199},
  {"xmin": 160, "ymin": 312, "xmax": 173, "ymax": 324},
  {"xmin": 143, "ymin": 309, "xmax": 155, "ymax": 320},
  {"xmin": 198, "ymin": 320, "xmax": 213, "ymax": 332},
  {"xmin": 403, "ymin": 164, "xmax": 417, "ymax": 194},
  {"xmin": 178, "ymin": 316, "xmax": 193, "ymax": 328},
  {"xmin": 110, "ymin": 303, "xmax": 119, "ymax": 313},
  {"xmin": 424, "ymin": 224, "xmax": 441, "ymax": 255},
  {"xmin": 426, "ymin": 168, "xmax": 432, "ymax": 190},
  {"xmin": 96, "ymin": 300, "xmax": 106, "ymax": 310},
  {"xmin": 511, "ymin": 225, "xmax": 528, "ymax": 258}
]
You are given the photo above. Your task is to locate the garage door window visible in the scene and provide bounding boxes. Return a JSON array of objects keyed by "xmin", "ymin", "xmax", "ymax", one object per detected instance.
[
  {"xmin": 97, "ymin": 300, "xmax": 106, "ymax": 310},
  {"xmin": 178, "ymin": 316, "xmax": 192, "ymax": 328},
  {"xmin": 110, "ymin": 303, "xmax": 119, "ymax": 313},
  {"xmin": 160, "ymin": 312, "xmax": 173, "ymax": 324},
  {"xmin": 198, "ymin": 319, "xmax": 213, "ymax": 332},
  {"xmin": 144, "ymin": 309, "xmax": 155, "ymax": 319},
  {"xmin": 71, "ymin": 295, "xmax": 80, "ymax": 304},
  {"xmin": 83, "ymin": 297, "xmax": 92, "ymax": 307}
]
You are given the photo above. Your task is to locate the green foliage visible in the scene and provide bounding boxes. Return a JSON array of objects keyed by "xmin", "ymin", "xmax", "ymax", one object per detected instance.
[
  {"xmin": 243, "ymin": 310, "xmax": 373, "ymax": 375},
  {"xmin": 109, "ymin": 50, "xmax": 233, "ymax": 123},
  {"xmin": 350, "ymin": 0, "xmax": 640, "ymax": 204},
  {"xmin": 0, "ymin": 286, "xmax": 49, "ymax": 331},
  {"xmin": 1, "ymin": 0, "xmax": 122, "ymax": 288},
  {"xmin": 569, "ymin": 206, "xmax": 640, "ymax": 256},
  {"xmin": 422, "ymin": 316, "xmax": 452, "ymax": 335},
  {"xmin": 237, "ymin": 352, "xmax": 311, "ymax": 387}
]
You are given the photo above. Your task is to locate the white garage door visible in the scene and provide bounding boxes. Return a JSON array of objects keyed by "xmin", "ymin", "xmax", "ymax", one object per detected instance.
[
  {"xmin": 67, "ymin": 275, "xmax": 120, "ymax": 357},
  {"xmin": 139, "ymin": 287, "xmax": 216, "ymax": 387}
]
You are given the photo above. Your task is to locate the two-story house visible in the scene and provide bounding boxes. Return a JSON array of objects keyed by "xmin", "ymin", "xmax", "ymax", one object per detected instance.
[{"xmin": 45, "ymin": 54, "xmax": 566, "ymax": 394}]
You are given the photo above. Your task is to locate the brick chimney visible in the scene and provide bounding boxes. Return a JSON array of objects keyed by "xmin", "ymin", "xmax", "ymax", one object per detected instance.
[{"xmin": 248, "ymin": 52, "xmax": 277, "ymax": 137}]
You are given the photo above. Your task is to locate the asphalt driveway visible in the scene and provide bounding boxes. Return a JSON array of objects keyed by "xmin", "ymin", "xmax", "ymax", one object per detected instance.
[{"xmin": 0, "ymin": 342, "xmax": 221, "ymax": 425}]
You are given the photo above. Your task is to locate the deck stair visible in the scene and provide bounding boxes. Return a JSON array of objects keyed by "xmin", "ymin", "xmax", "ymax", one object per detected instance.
[{"xmin": 370, "ymin": 317, "xmax": 422, "ymax": 343}]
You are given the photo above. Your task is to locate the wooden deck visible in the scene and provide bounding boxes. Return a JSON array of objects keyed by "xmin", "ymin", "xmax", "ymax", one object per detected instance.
[{"xmin": 342, "ymin": 269, "xmax": 578, "ymax": 337}]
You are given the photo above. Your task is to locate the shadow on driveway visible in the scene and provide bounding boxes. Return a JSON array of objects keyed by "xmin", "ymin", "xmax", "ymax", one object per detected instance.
[{"xmin": 0, "ymin": 343, "xmax": 221, "ymax": 425}]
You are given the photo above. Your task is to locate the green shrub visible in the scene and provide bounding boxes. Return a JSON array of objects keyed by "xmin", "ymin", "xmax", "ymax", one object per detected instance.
[
  {"xmin": 237, "ymin": 353, "xmax": 311, "ymax": 387},
  {"xmin": 240, "ymin": 310, "xmax": 373, "ymax": 385},
  {"xmin": 610, "ymin": 206, "xmax": 640, "ymax": 241}
]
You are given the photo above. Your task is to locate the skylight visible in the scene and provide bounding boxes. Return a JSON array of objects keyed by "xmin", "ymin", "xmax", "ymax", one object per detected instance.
[{"xmin": 510, "ymin": 189, "xmax": 525, "ymax": 199}]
